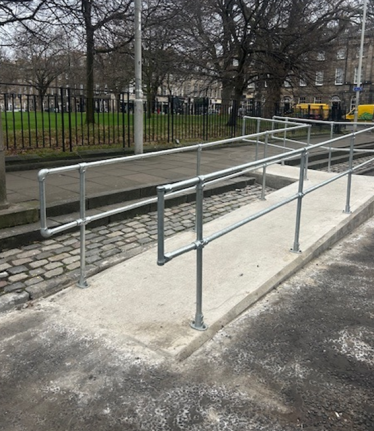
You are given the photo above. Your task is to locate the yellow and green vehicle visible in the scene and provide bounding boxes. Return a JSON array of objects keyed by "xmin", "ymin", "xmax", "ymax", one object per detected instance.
[{"xmin": 345, "ymin": 105, "xmax": 374, "ymax": 121}]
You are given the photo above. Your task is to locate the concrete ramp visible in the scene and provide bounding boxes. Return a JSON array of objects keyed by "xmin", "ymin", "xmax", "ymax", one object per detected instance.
[{"xmin": 51, "ymin": 165, "xmax": 374, "ymax": 360}]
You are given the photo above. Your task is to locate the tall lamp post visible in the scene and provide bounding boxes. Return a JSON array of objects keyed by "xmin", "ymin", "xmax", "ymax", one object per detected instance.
[
  {"xmin": 354, "ymin": 0, "xmax": 368, "ymax": 126},
  {"xmin": 134, "ymin": 0, "xmax": 143, "ymax": 154}
]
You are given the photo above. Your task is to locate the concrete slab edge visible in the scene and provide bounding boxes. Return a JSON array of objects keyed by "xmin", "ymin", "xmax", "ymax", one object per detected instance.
[{"xmin": 175, "ymin": 194, "xmax": 374, "ymax": 361}]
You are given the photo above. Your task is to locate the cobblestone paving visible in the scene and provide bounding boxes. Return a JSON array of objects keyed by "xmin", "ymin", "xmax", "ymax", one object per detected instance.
[
  {"xmin": 0, "ymin": 183, "xmax": 273, "ymax": 311},
  {"xmin": 320, "ymin": 155, "xmax": 374, "ymax": 174}
]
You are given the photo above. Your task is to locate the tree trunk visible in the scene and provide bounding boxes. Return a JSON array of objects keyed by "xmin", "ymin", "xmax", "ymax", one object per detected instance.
[
  {"xmin": 263, "ymin": 81, "xmax": 282, "ymax": 118},
  {"xmin": 226, "ymin": 87, "xmax": 243, "ymax": 127},
  {"xmin": 221, "ymin": 77, "xmax": 233, "ymax": 114},
  {"xmin": 83, "ymin": 0, "xmax": 95, "ymax": 124}
]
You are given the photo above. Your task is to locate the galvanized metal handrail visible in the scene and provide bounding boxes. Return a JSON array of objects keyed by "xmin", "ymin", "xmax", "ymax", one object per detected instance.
[
  {"xmin": 272, "ymin": 116, "xmax": 374, "ymax": 172},
  {"xmin": 157, "ymin": 125, "xmax": 374, "ymax": 331},
  {"xmin": 250, "ymin": 115, "xmax": 374, "ymax": 173},
  {"xmin": 39, "ymin": 119, "xmax": 309, "ymax": 288}
]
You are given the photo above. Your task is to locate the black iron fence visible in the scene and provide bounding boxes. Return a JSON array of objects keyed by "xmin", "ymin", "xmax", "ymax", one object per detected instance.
[{"xmin": 1, "ymin": 84, "xmax": 255, "ymax": 153}]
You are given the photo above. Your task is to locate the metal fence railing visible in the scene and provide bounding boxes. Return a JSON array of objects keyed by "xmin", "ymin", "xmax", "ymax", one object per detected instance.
[
  {"xmin": 156, "ymin": 123, "xmax": 374, "ymax": 330},
  {"xmin": 1, "ymin": 84, "xmax": 257, "ymax": 152},
  {"xmin": 271, "ymin": 116, "xmax": 374, "ymax": 172}
]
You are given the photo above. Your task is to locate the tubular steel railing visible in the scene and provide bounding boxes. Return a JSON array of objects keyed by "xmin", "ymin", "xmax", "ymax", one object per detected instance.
[
  {"xmin": 39, "ymin": 117, "xmax": 308, "ymax": 288},
  {"xmin": 271, "ymin": 116, "xmax": 374, "ymax": 173},
  {"xmin": 157, "ymin": 124, "xmax": 374, "ymax": 331}
]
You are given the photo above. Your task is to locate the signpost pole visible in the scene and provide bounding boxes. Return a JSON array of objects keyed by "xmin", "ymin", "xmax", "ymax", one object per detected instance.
[{"xmin": 354, "ymin": 0, "xmax": 368, "ymax": 128}]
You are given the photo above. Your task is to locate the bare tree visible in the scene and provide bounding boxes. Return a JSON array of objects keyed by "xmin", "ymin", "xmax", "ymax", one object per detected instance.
[
  {"xmin": 174, "ymin": 0, "xmax": 274, "ymax": 125},
  {"xmin": 0, "ymin": 0, "xmax": 48, "ymax": 26},
  {"xmin": 43, "ymin": 0, "xmax": 134, "ymax": 124},
  {"xmin": 173, "ymin": 0, "xmax": 356, "ymax": 121},
  {"xmin": 255, "ymin": 0, "xmax": 354, "ymax": 117},
  {"xmin": 141, "ymin": 1, "xmax": 181, "ymax": 118},
  {"xmin": 0, "ymin": 0, "xmax": 49, "ymax": 209},
  {"xmin": 14, "ymin": 26, "xmax": 70, "ymax": 109}
]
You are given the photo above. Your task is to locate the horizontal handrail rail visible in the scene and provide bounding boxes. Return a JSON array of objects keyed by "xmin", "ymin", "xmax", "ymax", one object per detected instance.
[{"xmin": 272, "ymin": 115, "xmax": 374, "ymax": 127}]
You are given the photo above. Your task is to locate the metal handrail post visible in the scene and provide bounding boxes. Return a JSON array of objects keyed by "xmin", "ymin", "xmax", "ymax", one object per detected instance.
[
  {"xmin": 194, "ymin": 144, "xmax": 203, "ymax": 232},
  {"xmin": 328, "ymin": 123, "xmax": 334, "ymax": 172},
  {"xmin": 77, "ymin": 164, "xmax": 88, "ymax": 288},
  {"xmin": 291, "ymin": 150, "xmax": 307, "ymax": 253},
  {"xmin": 344, "ymin": 133, "xmax": 355, "ymax": 214},
  {"xmin": 261, "ymin": 133, "xmax": 269, "ymax": 200},
  {"xmin": 305, "ymin": 126, "xmax": 311, "ymax": 181},
  {"xmin": 281, "ymin": 117, "xmax": 288, "ymax": 166},
  {"xmin": 255, "ymin": 118, "xmax": 260, "ymax": 160},
  {"xmin": 38, "ymin": 169, "xmax": 49, "ymax": 235},
  {"xmin": 157, "ymin": 186, "xmax": 166, "ymax": 265},
  {"xmin": 191, "ymin": 177, "xmax": 207, "ymax": 331},
  {"xmin": 196, "ymin": 144, "xmax": 202, "ymax": 176}
]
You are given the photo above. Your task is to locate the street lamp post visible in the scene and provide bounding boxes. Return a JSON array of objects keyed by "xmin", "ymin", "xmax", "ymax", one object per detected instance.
[
  {"xmin": 354, "ymin": 0, "xmax": 368, "ymax": 126},
  {"xmin": 134, "ymin": 0, "xmax": 143, "ymax": 154}
]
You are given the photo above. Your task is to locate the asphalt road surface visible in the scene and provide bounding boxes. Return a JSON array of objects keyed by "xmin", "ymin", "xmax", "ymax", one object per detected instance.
[{"xmin": 1, "ymin": 216, "xmax": 374, "ymax": 430}]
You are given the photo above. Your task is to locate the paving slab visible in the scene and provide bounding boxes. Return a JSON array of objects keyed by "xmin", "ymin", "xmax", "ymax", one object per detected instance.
[{"xmin": 49, "ymin": 165, "xmax": 374, "ymax": 360}]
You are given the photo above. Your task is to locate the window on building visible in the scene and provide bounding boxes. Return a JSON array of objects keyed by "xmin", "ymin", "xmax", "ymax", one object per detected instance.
[
  {"xmin": 335, "ymin": 68, "xmax": 344, "ymax": 85},
  {"xmin": 315, "ymin": 71, "xmax": 324, "ymax": 86},
  {"xmin": 314, "ymin": 97, "xmax": 322, "ymax": 103},
  {"xmin": 300, "ymin": 78, "xmax": 307, "ymax": 87},
  {"xmin": 317, "ymin": 51, "xmax": 325, "ymax": 61},
  {"xmin": 337, "ymin": 49, "xmax": 346, "ymax": 60},
  {"xmin": 284, "ymin": 79, "xmax": 291, "ymax": 88},
  {"xmin": 299, "ymin": 97, "xmax": 306, "ymax": 104}
]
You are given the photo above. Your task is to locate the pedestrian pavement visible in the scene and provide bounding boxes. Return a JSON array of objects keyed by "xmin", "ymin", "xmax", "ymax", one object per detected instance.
[
  {"xmin": 2, "ymin": 133, "xmax": 374, "ymax": 360},
  {"xmin": 3, "ymin": 130, "xmax": 373, "ymax": 209},
  {"xmin": 4, "ymin": 145, "xmax": 268, "ymax": 207}
]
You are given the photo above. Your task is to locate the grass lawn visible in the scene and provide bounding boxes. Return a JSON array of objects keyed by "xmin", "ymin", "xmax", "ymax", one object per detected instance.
[{"xmin": 2, "ymin": 111, "xmax": 326, "ymax": 155}]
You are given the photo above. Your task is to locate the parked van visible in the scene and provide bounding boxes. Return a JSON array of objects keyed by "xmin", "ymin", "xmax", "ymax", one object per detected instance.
[
  {"xmin": 345, "ymin": 105, "xmax": 374, "ymax": 121},
  {"xmin": 294, "ymin": 103, "xmax": 330, "ymax": 120}
]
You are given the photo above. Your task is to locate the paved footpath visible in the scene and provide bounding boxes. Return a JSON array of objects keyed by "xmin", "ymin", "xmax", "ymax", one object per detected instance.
[{"xmin": 0, "ymin": 183, "xmax": 273, "ymax": 312}]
